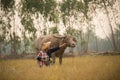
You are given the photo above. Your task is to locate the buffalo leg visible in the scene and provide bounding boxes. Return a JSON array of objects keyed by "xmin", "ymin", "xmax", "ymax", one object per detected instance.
[
  {"xmin": 59, "ymin": 55, "xmax": 62, "ymax": 65},
  {"xmin": 51, "ymin": 53, "xmax": 56, "ymax": 64}
]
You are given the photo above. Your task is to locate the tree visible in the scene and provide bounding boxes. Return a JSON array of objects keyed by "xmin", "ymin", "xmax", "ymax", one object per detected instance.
[
  {"xmin": 1, "ymin": 0, "xmax": 21, "ymax": 54},
  {"xmin": 20, "ymin": 0, "xmax": 58, "ymax": 53},
  {"xmin": 102, "ymin": 0, "xmax": 117, "ymax": 51},
  {"xmin": 60, "ymin": 0, "xmax": 84, "ymax": 34},
  {"xmin": 60, "ymin": 0, "xmax": 96, "ymax": 53},
  {"xmin": 113, "ymin": 24, "xmax": 120, "ymax": 51},
  {"xmin": 21, "ymin": 0, "xmax": 57, "ymax": 35},
  {"xmin": 92, "ymin": 0, "xmax": 117, "ymax": 51},
  {"xmin": 49, "ymin": 26, "xmax": 59, "ymax": 34}
]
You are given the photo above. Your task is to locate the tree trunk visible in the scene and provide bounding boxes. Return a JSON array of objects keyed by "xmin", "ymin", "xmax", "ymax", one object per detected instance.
[
  {"xmin": 99, "ymin": 20, "xmax": 113, "ymax": 49},
  {"xmin": 108, "ymin": 1, "xmax": 119, "ymax": 51},
  {"xmin": 86, "ymin": 19, "xmax": 90, "ymax": 54},
  {"xmin": 102, "ymin": 0, "xmax": 117, "ymax": 51},
  {"xmin": 12, "ymin": 7, "xmax": 17, "ymax": 54},
  {"xmin": 95, "ymin": 36, "xmax": 98, "ymax": 52}
]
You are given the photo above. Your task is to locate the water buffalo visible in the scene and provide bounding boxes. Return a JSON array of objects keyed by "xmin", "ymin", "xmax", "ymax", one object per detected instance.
[{"xmin": 34, "ymin": 34, "xmax": 77, "ymax": 64}]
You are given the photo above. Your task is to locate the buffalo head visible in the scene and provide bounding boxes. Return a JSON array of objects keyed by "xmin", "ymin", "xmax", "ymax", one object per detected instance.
[
  {"xmin": 63, "ymin": 35, "xmax": 77, "ymax": 47},
  {"xmin": 53, "ymin": 34, "xmax": 77, "ymax": 48}
]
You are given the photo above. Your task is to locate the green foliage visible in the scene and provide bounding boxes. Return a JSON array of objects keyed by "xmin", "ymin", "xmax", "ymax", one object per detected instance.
[
  {"xmin": 0, "ymin": 17, "xmax": 12, "ymax": 41},
  {"xmin": 21, "ymin": 0, "xmax": 57, "ymax": 21},
  {"xmin": 49, "ymin": 27, "xmax": 59, "ymax": 34},
  {"xmin": 21, "ymin": 0, "xmax": 44, "ymax": 14},
  {"xmin": 83, "ymin": 0, "xmax": 89, "ymax": 19},
  {"xmin": 93, "ymin": 0, "xmax": 116, "ymax": 8},
  {"xmin": 1, "ymin": 0, "xmax": 15, "ymax": 11},
  {"xmin": 1, "ymin": 0, "xmax": 118, "ymax": 53},
  {"xmin": 21, "ymin": 14, "xmax": 36, "ymax": 33},
  {"xmin": 76, "ymin": 1, "xmax": 84, "ymax": 12},
  {"xmin": 60, "ymin": 0, "xmax": 86, "ymax": 16},
  {"xmin": 66, "ymin": 27, "xmax": 74, "ymax": 35},
  {"xmin": 20, "ymin": 0, "xmax": 57, "ymax": 39},
  {"xmin": 60, "ymin": 0, "xmax": 90, "ymax": 27},
  {"xmin": 61, "ymin": 0, "xmax": 77, "ymax": 15},
  {"xmin": 44, "ymin": 0, "xmax": 57, "ymax": 17}
]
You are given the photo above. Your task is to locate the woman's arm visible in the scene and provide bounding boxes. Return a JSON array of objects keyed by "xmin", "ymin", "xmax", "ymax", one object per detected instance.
[
  {"xmin": 48, "ymin": 46, "xmax": 60, "ymax": 53},
  {"xmin": 59, "ymin": 43, "xmax": 67, "ymax": 48},
  {"xmin": 49, "ymin": 43, "xmax": 67, "ymax": 53}
]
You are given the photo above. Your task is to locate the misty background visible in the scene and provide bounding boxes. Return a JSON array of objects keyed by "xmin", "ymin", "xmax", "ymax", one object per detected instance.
[{"xmin": 0, "ymin": 0, "xmax": 120, "ymax": 55}]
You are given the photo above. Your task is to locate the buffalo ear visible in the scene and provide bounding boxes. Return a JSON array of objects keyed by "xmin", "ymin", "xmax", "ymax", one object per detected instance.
[
  {"xmin": 61, "ymin": 36, "xmax": 65, "ymax": 40},
  {"xmin": 61, "ymin": 36, "xmax": 67, "ymax": 42},
  {"xmin": 63, "ymin": 35, "xmax": 66, "ymax": 39}
]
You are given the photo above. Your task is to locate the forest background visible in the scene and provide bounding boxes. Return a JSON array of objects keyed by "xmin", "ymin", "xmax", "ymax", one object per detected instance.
[{"xmin": 0, "ymin": 0, "xmax": 120, "ymax": 55}]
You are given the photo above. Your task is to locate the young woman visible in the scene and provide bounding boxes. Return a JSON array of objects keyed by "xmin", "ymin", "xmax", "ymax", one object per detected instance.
[{"xmin": 36, "ymin": 41, "xmax": 66, "ymax": 67}]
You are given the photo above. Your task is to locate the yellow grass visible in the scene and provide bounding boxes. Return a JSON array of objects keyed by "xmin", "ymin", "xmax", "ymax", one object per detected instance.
[{"xmin": 0, "ymin": 55, "xmax": 120, "ymax": 80}]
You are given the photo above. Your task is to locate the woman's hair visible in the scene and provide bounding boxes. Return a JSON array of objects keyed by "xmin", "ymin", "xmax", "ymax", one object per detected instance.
[{"xmin": 41, "ymin": 41, "xmax": 51, "ymax": 51}]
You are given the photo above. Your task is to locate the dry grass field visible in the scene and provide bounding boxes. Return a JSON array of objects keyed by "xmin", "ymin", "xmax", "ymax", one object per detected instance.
[{"xmin": 0, "ymin": 55, "xmax": 120, "ymax": 80}]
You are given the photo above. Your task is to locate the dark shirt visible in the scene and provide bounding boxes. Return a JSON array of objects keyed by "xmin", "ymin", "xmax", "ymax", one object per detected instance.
[{"xmin": 46, "ymin": 46, "xmax": 60, "ymax": 57}]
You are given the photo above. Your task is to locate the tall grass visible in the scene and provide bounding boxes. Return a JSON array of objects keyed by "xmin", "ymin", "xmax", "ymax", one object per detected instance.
[{"xmin": 0, "ymin": 55, "xmax": 120, "ymax": 80}]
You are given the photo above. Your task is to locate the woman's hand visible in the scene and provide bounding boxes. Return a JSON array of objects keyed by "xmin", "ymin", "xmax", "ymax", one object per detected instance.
[{"xmin": 59, "ymin": 43, "xmax": 67, "ymax": 48}]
